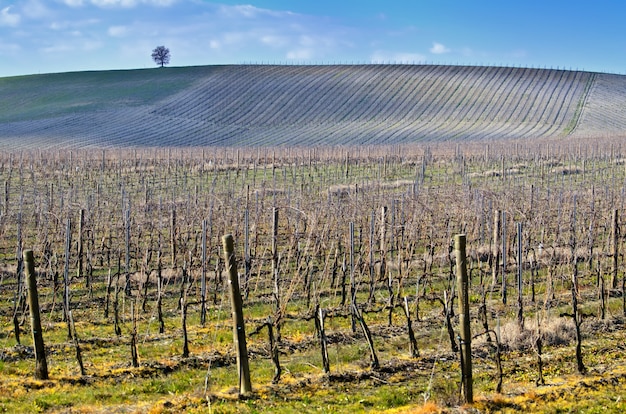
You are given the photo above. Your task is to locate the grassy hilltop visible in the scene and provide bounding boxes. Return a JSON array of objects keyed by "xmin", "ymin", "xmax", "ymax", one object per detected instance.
[{"xmin": 1, "ymin": 64, "xmax": 626, "ymax": 149}]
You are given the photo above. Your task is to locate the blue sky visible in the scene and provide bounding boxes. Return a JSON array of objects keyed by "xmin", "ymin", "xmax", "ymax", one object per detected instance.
[{"xmin": 0, "ymin": 0, "xmax": 625, "ymax": 77}]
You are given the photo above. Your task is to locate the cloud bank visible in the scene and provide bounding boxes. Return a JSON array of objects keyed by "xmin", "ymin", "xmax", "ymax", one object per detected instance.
[{"xmin": 0, "ymin": 0, "xmax": 486, "ymax": 76}]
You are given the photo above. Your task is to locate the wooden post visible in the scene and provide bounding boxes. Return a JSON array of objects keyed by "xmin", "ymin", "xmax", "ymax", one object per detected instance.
[
  {"xmin": 403, "ymin": 297, "xmax": 419, "ymax": 357},
  {"xmin": 368, "ymin": 210, "xmax": 375, "ymax": 305},
  {"xmin": 612, "ymin": 209, "xmax": 619, "ymax": 289},
  {"xmin": 267, "ymin": 317, "xmax": 281, "ymax": 384},
  {"xmin": 501, "ymin": 211, "xmax": 507, "ymax": 304},
  {"xmin": 63, "ymin": 218, "xmax": 72, "ymax": 339},
  {"xmin": 272, "ymin": 207, "xmax": 279, "ymax": 312},
  {"xmin": 349, "ymin": 221, "xmax": 356, "ymax": 333},
  {"xmin": 130, "ymin": 301, "xmax": 140, "ymax": 367},
  {"xmin": 352, "ymin": 304, "xmax": 379, "ymax": 370},
  {"xmin": 517, "ymin": 222, "xmax": 524, "ymax": 331},
  {"xmin": 24, "ymin": 250, "xmax": 49, "ymax": 380},
  {"xmin": 492, "ymin": 209, "xmax": 500, "ymax": 288},
  {"xmin": 455, "ymin": 234, "xmax": 472, "ymax": 404},
  {"xmin": 170, "ymin": 208, "xmax": 176, "ymax": 269},
  {"xmin": 68, "ymin": 311, "xmax": 86, "ymax": 375},
  {"xmin": 271, "ymin": 207, "xmax": 281, "ymax": 341},
  {"xmin": 77, "ymin": 208, "xmax": 85, "ymax": 286},
  {"xmin": 124, "ymin": 208, "xmax": 131, "ymax": 296},
  {"xmin": 244, "ymin": 209, "xmax": 251, "ymax": 299},
  {"xmin": 316, "ymin": 306, "xmax": 330, "ymax": 374},
  {"xmin": 201, "ymin": 219, "xmax": 207, "ymax": 325},
  {"xmin": 222, "ymin": 234, "xmax": 252, "ymax": 396}
]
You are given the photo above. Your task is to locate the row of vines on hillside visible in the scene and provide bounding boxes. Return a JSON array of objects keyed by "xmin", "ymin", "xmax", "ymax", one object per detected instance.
[{"xmin": 1, "ymin": 139, "xmax": 626, "ymax": 403}]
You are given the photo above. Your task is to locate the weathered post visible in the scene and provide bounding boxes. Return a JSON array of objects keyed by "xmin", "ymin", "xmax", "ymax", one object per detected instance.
[
  {"xmin": 492, "ymin": 209, "xmax": 500, "ymax": 288},
  {"xmin": 201, "ymin": 219, "xmax": 207, "ymax": 325},
  {"xmin": 63, "ymin": 218, "xmax": 72, "ymax": 339},
  {"xmin": 611, "ymin": 209, "xmax": 619, "ymax": 289},
  {"xmin": 77, "ymin": 208, "xmax": 85, "ymax": 286},
  {"xmin": 349, "ymin": 221, "xmax": 356, "ymax": 333},
  {"xmin": 455, "ymin": 234, "xmax": 472, "ymax": 404},
  {"xmin": 517, "ymin": 222, "xmax": 524, "ymax": 331},
  {"xmin": 24, "ymin": 250, "xmax": 49, "ymax": 380},
  {"xmin": 315, "ymin": 306, "xmax": 330, "ymax": 374},
  {"xmin": 222, "ymin": 234, "xmax": 252, "ymax": 396},
  {"xmin": 170, "ymin": 208, "xmax": 177, "ymax": 269},
  {"xmin": 501, "ymin": 211, "xmax": 507, "ymax": 304},
  {"xmin": 368, "ymin": 210, "xmax": 376, "ymax": 305},
  {"xmin": 271, "ymin": 207, "xmax": 281, "ymax": 341}
]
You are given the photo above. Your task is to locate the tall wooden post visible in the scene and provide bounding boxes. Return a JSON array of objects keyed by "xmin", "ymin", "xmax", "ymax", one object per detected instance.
[
  {"xmin": 271, "ymin": 207, "xmax": 281, "ymax": 341},
  {"xmin": 63, "ymin": 218, "xmax": 72, "ymax": 339},
  {"xmin": 455, "ymin": 234, "xmax": 472, "ymax": 404},
  {"xmin": 24, "ymin": 250, "xmax": 49, "ymax": 380},
  {"xmin": 492, "ymin": 209, "xmax": 500, "ymax": 287},
  {"xmin": 222, "ymin": 234, "xmax": 252, "ymax": 396},
  {"xmin": 501, "ymin": 211, "xmax": 507, "ymax": 304},
  {"xmin": 201, "ymin": 219, "xmax": 207, "ymax": 325},
  {"xmin": 349, "ymin": 221, "xmax": 356, "ymax": 333},
  {"xmin": 170, "ymin": 209, "xmax": 176, "ymax": 269},
  {"xmin": 612, "ymin": 209, "xmax": 619, "ymax": 289},
  {"xmin": 77, "ymin": 208, "xmax": 85, "ymax": 285},
  {"xmin": 517, "ymin": 222, "xmax": 524, "ymax": 330}
]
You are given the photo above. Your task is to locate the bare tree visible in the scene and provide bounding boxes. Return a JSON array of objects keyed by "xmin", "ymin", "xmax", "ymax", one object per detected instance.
[{"xmin": 151, "ymin": 46, "xmax": 170, "ymax": 68}]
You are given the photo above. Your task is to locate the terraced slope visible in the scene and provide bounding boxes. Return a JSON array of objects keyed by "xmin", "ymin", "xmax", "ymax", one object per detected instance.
[{"xmin": 0, "ymin": 64, "xmax": 624, "ymax": 148}]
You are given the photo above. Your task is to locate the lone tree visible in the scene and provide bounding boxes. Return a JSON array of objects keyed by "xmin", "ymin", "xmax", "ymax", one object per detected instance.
[{"xmin": 151, "ymin": 46, "xmax": 170, "ymax": 68}]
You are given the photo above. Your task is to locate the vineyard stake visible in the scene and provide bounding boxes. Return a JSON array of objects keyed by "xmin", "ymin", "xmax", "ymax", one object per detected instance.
[
  {"xmin": 69, "ymin": 311, "xmax": 86, "ymax": 375},
  {"xmin": 24, "ymin": 249, "xmax": 49, "ymax": 380},
  {"xmin": 77, "ymin": 208, "xmax": 86, "ymax": 287},
  {"xmin": 571, "ymin": 195, "xmax": 586, "ymax": 374},
  {"xmin": 611, "ymin": 209, "xmax": 619, "ymax": 289},
  {"xmin": 271, "ymin": 207, "xmax": 281, "ymax": 341},
  {"xmin": 352, "ymin": 304, "xmax": 379, "ymax": 370},
  {"xmin": 222, "ymin": 234, "xmax": 252, "ymax": 396},
  {"xmin": 455, "ymin": 234, "xmax": 473, "ymax": 404},
  {"xmin": 315, "ymin": 306, "xmax": 330, "ymax": 374},
  {"xmin": 350, "ymin": 221, "xmax": 356, "ymax": 333},
  {"xmin": 63, "ymin": 217, "xmax": 72, "ymax": 339},
  {"xmin": 492, "ymin": 209, "xmax": 500, "ymax": 290},
  {"xmin": 501, "ymin": 211, "xmax": 507, "ymax": 305},
  {"xmin": 517, "ymin": 222, "xmax": 524, "ymax": 331},
  {"xmin": 201, "ymin": 218, "xmax": 207, "ymax": 325}
]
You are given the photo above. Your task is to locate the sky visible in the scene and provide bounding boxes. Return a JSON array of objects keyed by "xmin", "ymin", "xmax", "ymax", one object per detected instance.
[{"xmin": 1, "ymin": 0, "xmax": 625, "ymax": 77}]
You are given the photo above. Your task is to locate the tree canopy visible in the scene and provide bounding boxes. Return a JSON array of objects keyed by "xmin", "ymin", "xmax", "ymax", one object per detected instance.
[{"xmin": 151, "ymin": 46, "xmax": 170, "ymax": 68}]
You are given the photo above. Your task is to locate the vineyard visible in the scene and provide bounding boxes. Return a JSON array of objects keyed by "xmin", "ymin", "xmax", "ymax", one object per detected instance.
[
  {"xmin": 2, "ymin": 64, "xmax": 626, "ymax": 148},
  {"xmin": 1, "ymin": 139, "xmax": 626, "ymax": 413}
]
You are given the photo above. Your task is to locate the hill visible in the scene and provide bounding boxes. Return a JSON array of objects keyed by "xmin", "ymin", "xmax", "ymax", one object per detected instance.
[{"xmin": 1, "ymin": 64, "xmax": 625, "ymax": 149}]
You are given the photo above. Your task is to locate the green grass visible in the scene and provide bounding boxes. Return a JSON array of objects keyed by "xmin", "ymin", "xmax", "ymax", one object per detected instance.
[{"xmin": 0, "ymin": 66, "xmax": 220, "ymax": 122}]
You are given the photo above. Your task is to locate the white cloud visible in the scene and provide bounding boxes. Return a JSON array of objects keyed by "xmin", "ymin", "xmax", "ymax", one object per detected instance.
[
  {"xmin": 0, "ymin": 0, "xmax": 365, "ymax": 75},
  {"xmin": 218, "ymin": 4, "xmax": 294, "ymax": 19},
  {"xmin": 260, "ymin": 35, "xmax": 288, "ymax": 48},
  {"xmin": 41, "ymin": 38, "xmax": 103, "ymax": 54},
  {"xmin": 226, "ymin": 5, "xmax": 260, "ymax": 18},
  {"xmin": 50, "ymin": 19, "xmax": 99, "ymax": 30},
  {"xmin": 370, "ymin": 51, "xmax": 425, "ymax": 64},
  {"xmin": 41, "ymin": 43, "xmax": 74, "ymax": 54},
  {"xmin": 62, "ymin": 0, "xmax": 85, "ymax": 6},
  {"xmin": 209, "ymin": 39, "xmax": 221, "ymax": 50},
  {"xmin": 0, "ymin": 6, "xmax": 21, "ymax": 27},
  {"xmin": 0, "ymin": 42, "xmax": 21, "ymax": 53},
  {"xmin": 90, "ymin": 0, "xmax": 177, "ymax": 8},
  {"xmin": 430, "ymin": 42, "xmax": 450, "ymax": 54},
  {"xmin": 22, "ymin": 0, "xmax": 51, "ymax": 19},
  {"xmin": 286, "ymin": 48, "xmax": 313, "ymax": 60},
  {"xmin": 108, "ymin": 25, "xmax": 128, "ymax": 37}
]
